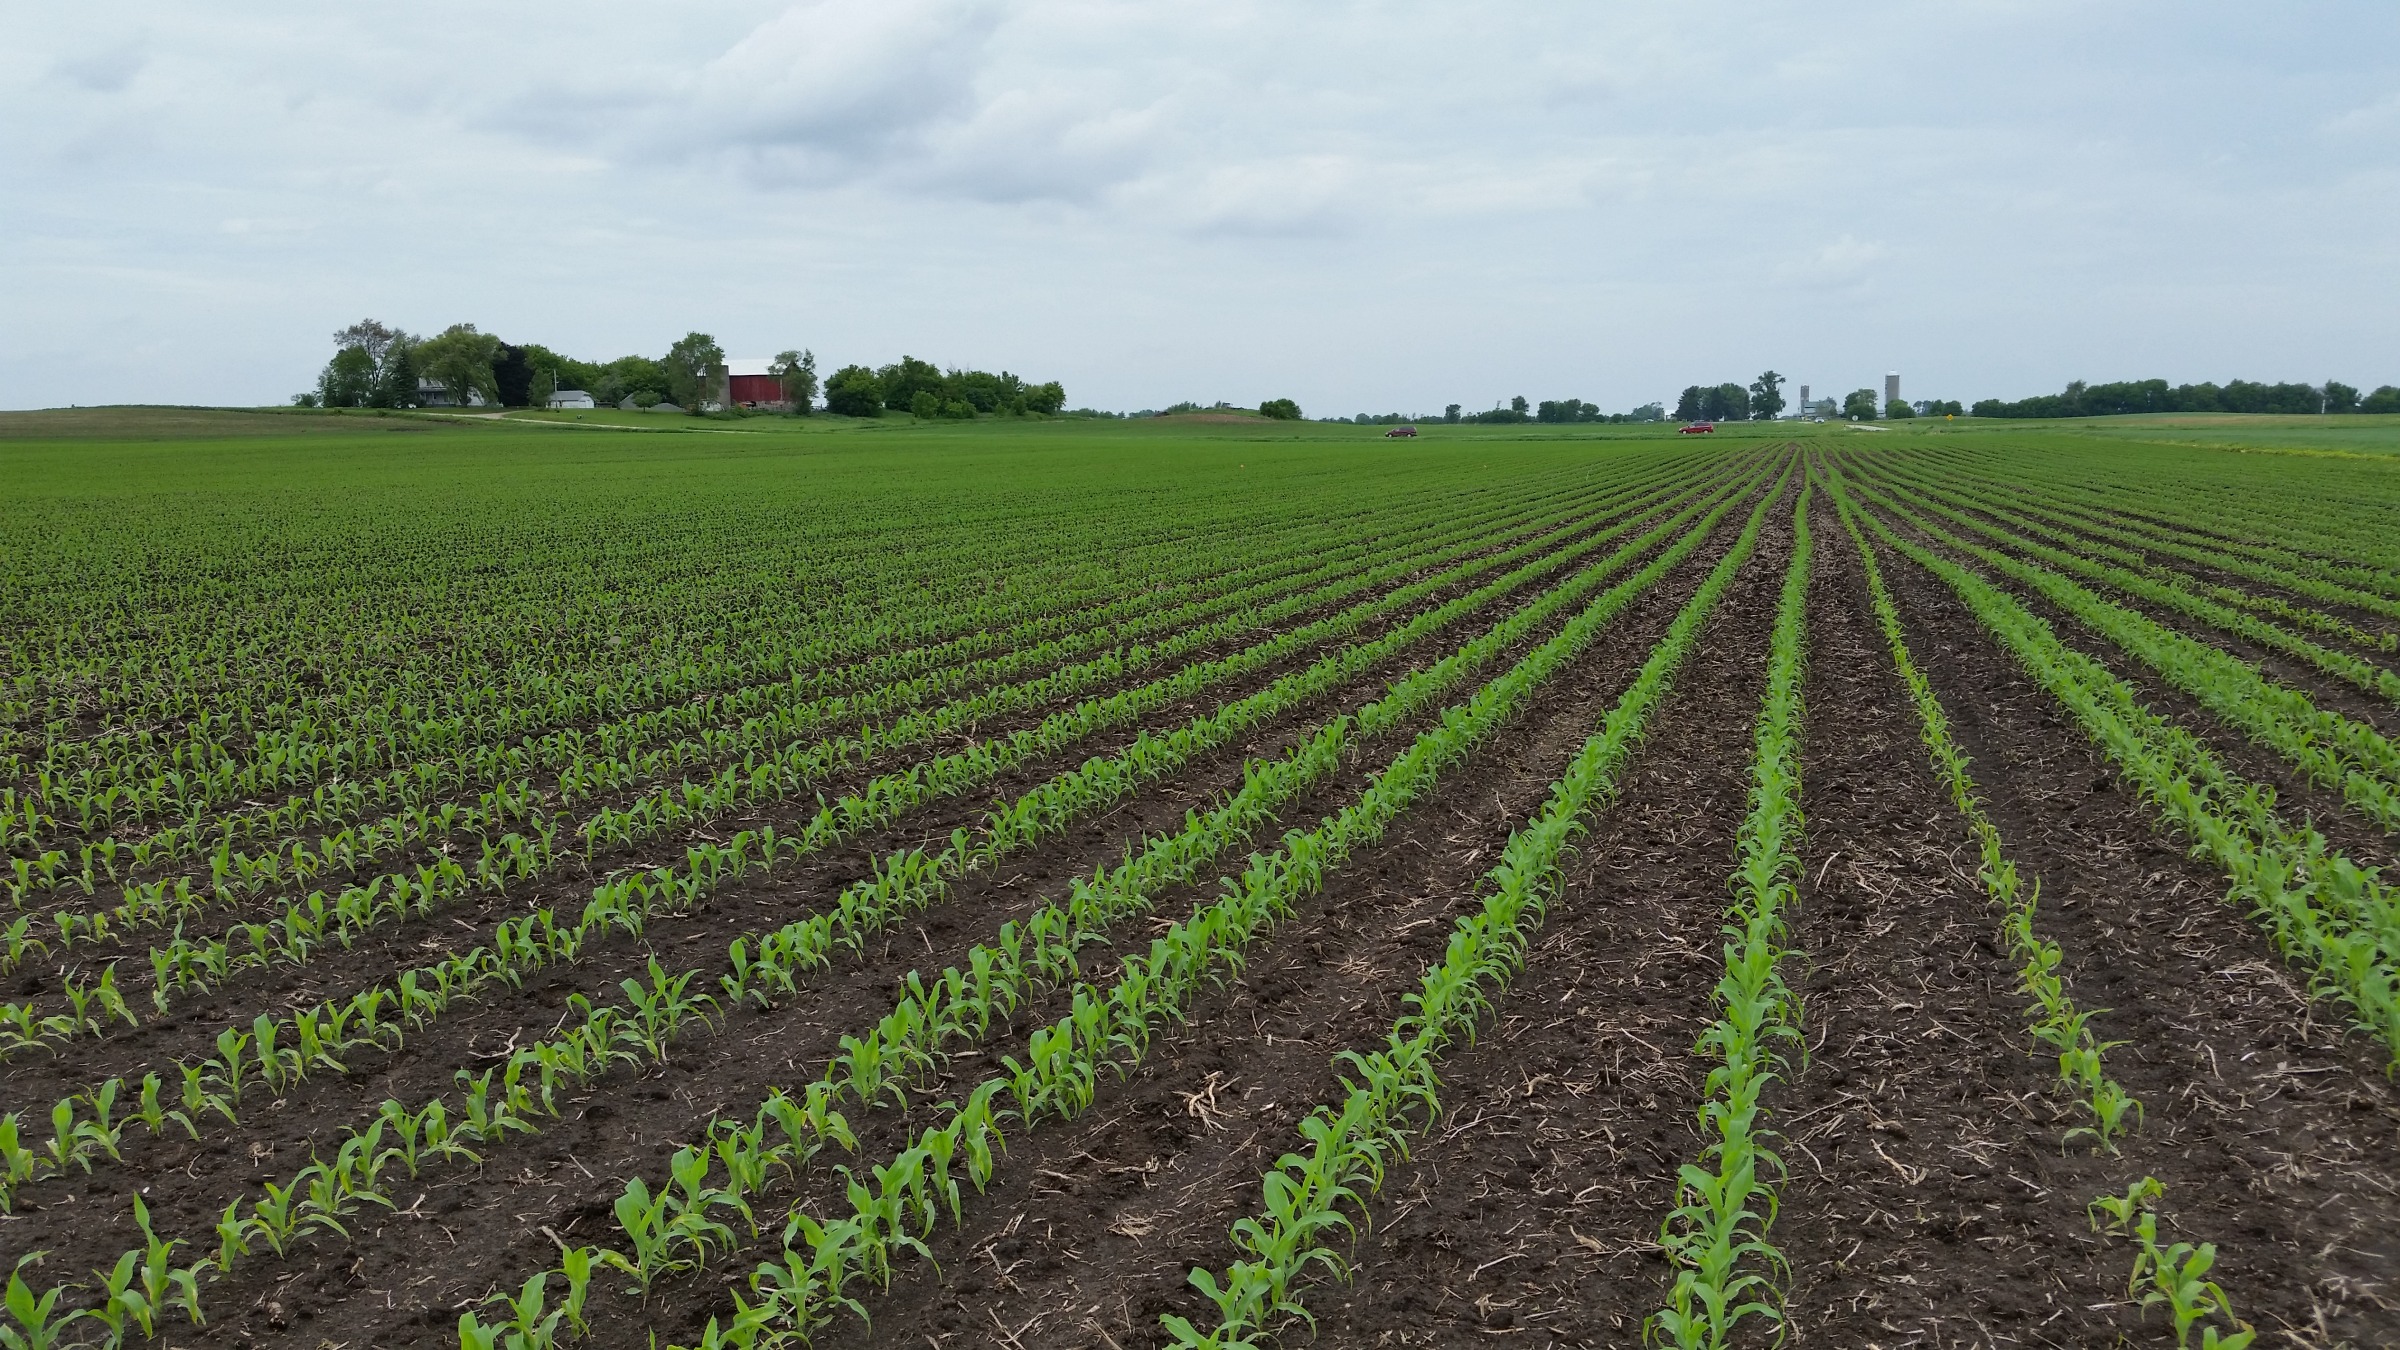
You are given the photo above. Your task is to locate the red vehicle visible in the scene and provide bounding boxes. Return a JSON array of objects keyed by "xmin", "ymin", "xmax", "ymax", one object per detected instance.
[
  {"xmin": 1383, "ymin": 425, "xmax": 1418, "ymax": 438},
  {"xmin": 1677, "ymin": 422, "xmax": 1716, "ymax": 435}
]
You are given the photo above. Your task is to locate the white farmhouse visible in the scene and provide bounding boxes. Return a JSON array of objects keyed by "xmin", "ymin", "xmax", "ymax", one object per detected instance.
[{"xmin": 415, "ymin": 378, "xmax": 489, "ymax": 408}]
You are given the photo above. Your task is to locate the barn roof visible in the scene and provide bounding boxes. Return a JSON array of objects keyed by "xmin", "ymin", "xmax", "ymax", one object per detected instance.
[{"xmin": 726, "ymin": 357, "xmax": 776, "ymax": 378}]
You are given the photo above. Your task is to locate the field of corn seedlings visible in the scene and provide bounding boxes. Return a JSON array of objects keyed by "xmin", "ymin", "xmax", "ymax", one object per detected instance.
[{"xmin": 2, "ymin": 407, "xmax": 2396, "ymax": 1349}]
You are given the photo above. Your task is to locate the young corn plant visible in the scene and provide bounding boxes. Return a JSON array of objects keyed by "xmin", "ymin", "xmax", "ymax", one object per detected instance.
[
  {"xmin": 1651, "ymin": 476, "xmax": 1812, "ymax": 1350},
  {"xmin": 2088, "ymin": 1178, "xmax": 2256, "ymax": 1349}
]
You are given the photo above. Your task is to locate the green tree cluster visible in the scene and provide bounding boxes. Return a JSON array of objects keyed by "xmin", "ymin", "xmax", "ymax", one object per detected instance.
[
  {"xmin": 1669, "ymin": 372, "xmax": 1784, "ymax": 422},
  {"xmin": 302, "ymin": 319, "xmax": 425, "ymax": 409},
  {"xmin": 1970, "ymin": 376, "xmax": 2399, "ymax": 418},
  {"xmin": 815, "ymin": 356, "xmax": 1067, "ymax": 419},
  {"xmin": 1259, "ymin": 398, "xmax": 1302, "ymax": 420},
  {"xmin": 304, "ymin": 324, "xmax": 843, "ymax": 416}
]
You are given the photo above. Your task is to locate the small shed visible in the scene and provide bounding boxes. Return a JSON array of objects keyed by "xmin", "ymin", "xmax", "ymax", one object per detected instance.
[{"xmin": 547, "ymin": 389, "xmax": 596, "ymax": 410}]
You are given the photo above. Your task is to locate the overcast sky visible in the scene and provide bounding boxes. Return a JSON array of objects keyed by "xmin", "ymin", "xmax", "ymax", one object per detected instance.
[{"xmin": 5, "ymin": 2, "xmax": 2396, "ymax": 414}]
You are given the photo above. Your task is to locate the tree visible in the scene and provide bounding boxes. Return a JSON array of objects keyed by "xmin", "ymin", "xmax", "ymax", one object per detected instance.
[
  {"xmin": 594, "ymin": 356, "xmax": 669, "ymax": 408},
  {"xmin": 1748, "ymin": 370, "xmax": 1786, "ymax": 420},
  {"xmin": 664, "ymin": 332, "xmax": 726, "ymax": 414},
  {"xmin": 2364, "ymin": 386, "xmax": 2400, "ymax": 415},
  {"xmin": 1259, "ymin": 398, "xmax": 1301, "ymax": 420},
  {"xmin": 332, "ymin": 319, "xmax": 403, "ymax": 366},
  {"xmin": 493, "ymin": 344, "xmax": 534, "ymax": 408},
  {"xmin": 875, "ymin": 356, "xmax": 944, "ymax": 411},
  {"xmin": 771, "ymin": 350, "xmax": 818, "ymax": 413},
  {"xmin": 825, "ymin": 365, "xmax": 884, "ymax": 417},
  {"xmin": 1700, "ymin": 383, "xmax": 1749, "ymax": 422},
  {"xmin": 2324, "ymin": 380, "xmax": 2361, "ymax": 414},
  {"xmin": 909, "ymin": 390, "xmax": 941, "ymax": 419},
  {"xmin": 1885, "ymin": 396, "xmax": 1916, "ymax": 419},
  {"xmin": 369, "ymin": 338, "xmax": 421, "ymax": 408},
  {"xmin": 1674, "ymin": 385, "xmax": 1705, "ymax": 421},
  {"xmin": 1025, "ymin": 381, "xmax": 1065, "ymax": 415},
  {"xmin": 1629, "ymin": 402, "xmax": 1665, "ymax": 422},
  {"xmin": 415, "ymin": 324, "xmax": 502, "ymax": 406},
  {"xmin": 1842, "ymin": 388, "xmax": 1878, "ymax": 420},
  {"xmin": 317, "ymin": 346, "xmax": 377, "ymax": 408},
  {"xmin": 1509, "ymin": 395, "xmax": 1530, "ymax": 417},
  {"xmin": 1443, "ymin": 403, "xmax": 1461, "ymax": 423}
]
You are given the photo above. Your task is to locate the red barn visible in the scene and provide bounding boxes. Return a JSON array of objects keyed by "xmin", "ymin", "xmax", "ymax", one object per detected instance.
[{"xmin": 725, "ymin": 358, "xmax": 783, "ymax": 408}]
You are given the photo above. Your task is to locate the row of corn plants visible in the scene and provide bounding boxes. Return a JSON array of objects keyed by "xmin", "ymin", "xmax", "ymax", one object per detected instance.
[
  {"xmin": 10, "ymin": 455, "xmax": 1545, "ymax": 823},
  {"xmin": 448, "ymin": 460, "xmax": 1779, "ymax": 1350},
  {"xmin": 6, "ymin": 468, "xmax": 1635, "ymax": 914},
  {"xmin": 1848, "ymin": 457, "xmax": 2400, "ymax": 709},
  {"xmin": 0, "ymin": 466, "xmax": 1718, "ymax": 1051},
  {"xmin": 1861, "ymin": 452, "xmax": 2394, "ymax": 656},
  {"xmin": 3, "ymin": 475, "xmax": 1772, "ymax": 1348},
  {"xmin": 8, "ymin": 486, "xmax": 1342, "ymax": 853},
  {"xmin": 3, "ymin": 458, "xmax": 1775, "ymax": 1349},
  {"xmin": 1155, "ymin": 464, "xmax": 1785, "ymax": 1350},
  {"xmin": 1824, "ymin": 469, "xmax": 2400, "ymax": 1061},
  {"xmin": 1905, "ymin": 443, "xmax": 2400, "ymax": 612},
  {"xmin": 0, "ymin": 465, "xmax": 1763, "ymax": 1211},
  {"xmin": 5, "ymin": 467, "xmax": 1644, "ymax": 956},
  {"xmin": 1823, "ymin": 467, "xmax": 2256, "ymax": 1350},
  {"xmin": 1645, "ymin": 476, "xmax": 1812, "ymax": 1350},
  {"xmin": 1846, "ymin": 476, "xmax": 2400, "ymax": 834},
  {"xmin": 593, "ymin": 458, "xmax": 1795, "ymax": 1350}
]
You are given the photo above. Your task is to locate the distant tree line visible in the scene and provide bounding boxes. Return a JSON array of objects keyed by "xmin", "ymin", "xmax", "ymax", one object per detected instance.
[
  {"xmin": 1671, "ymin": 372, "xmax": 1787, "ymax": 422},
  {"xmin": 820, "ymin": 356, "xmax": 1065, "ymax": 419},
  {"xmin": 1414, "ymin": 397, "xmax": 1665, "ymax": 426},
  {"xmin": 1971, "ymin": 377, "xmax": 2400, "ymax": 418},
  {"xmin": 299, "ymin": 321, "xmax": 1064, "ymax": 419}
]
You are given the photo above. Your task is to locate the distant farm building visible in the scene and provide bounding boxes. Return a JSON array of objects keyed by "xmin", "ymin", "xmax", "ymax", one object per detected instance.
[
  {"xmin": 415, "ymin": 378, "xmax": 488, "ymax": 408},
  {"xmin": 725, "ymin": 359, "xmax": 785, "ymax": 409},
  {"xmin": 547, "ymin": 389, "xmax": 595, "ymax": 410}
]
